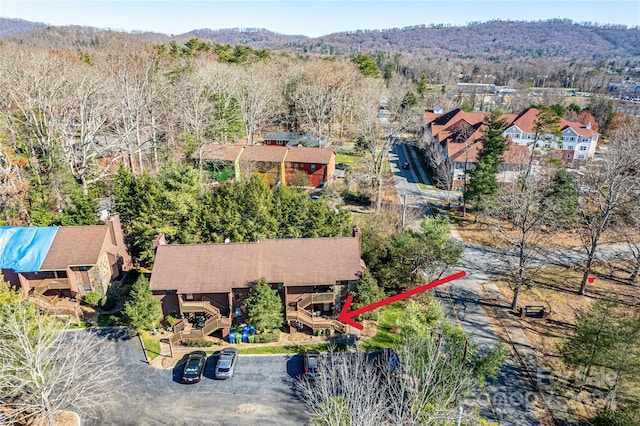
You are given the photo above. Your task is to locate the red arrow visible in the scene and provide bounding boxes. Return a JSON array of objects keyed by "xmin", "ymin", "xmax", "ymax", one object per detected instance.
[{"xmin": 338, "ymin": 270, "xmax": 467, "ymax": 330}]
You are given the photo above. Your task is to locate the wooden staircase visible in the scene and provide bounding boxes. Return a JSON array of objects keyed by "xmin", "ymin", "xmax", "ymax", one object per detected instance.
[
  {"xmin": 30, "ymin": 291, "xmax": 81, "ymax": 324},
  {"xmin": 171, "ymin": 298, "xmax": 231, "ymax": 343},
  {"xmin": 287, "ymin": 292, "xmax": 346, "ymax": 333}
]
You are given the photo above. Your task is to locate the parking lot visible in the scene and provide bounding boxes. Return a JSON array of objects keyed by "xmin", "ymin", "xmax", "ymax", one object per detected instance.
[{"xmin": 84, "ymin": 329, "xmax": 309, "ymax": 426}]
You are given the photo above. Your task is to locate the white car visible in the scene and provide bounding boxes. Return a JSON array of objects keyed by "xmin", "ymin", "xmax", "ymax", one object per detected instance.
[{"xmin": 215, "ymin": 348, "xmax": 238, "ymax": 379}]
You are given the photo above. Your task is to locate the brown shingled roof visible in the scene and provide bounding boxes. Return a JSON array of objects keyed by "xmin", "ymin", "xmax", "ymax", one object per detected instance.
[
  {"xmin": 241, "ymin": 145, "xmax": 288, "ymax": 163},
  {"xmin": 150, "ymin": 237, "xmax": 363, "ymax": 294},
  {"xmin": 194, "ymin": 144, "xmax": 244, "ymax": 162},
  {"xmin": 285, "ymin": 146, "xmax": 334, "ymax": 164},
  {"xmin": 40, "ymin": 226, "xmax": 109, "ymax": 270}
]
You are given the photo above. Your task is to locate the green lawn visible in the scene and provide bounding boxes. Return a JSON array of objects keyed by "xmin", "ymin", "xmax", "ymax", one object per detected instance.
[
  {"xmin": 140, "ymin": 331, "xmax": 162, "ymax": 361},
  {"xmin": 359, "ymin": 302, "xmax": 405, "ymax": 351},
  {"xmin": 97, "ymin": 312, "xmax": 125, "ymax": 327},
  {"xmin": 238, "ymin": 342, "xmax": 346, "ymax": 355},
  {"xmin": 335, "ymin": 153, "xmax": 358, "ymax": 166}
]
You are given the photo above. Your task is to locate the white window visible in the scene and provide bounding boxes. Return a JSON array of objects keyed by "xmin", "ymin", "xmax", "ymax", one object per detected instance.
[
  {"xmin": 310, "ymin": 164, "xmax": 316, "ymax": 172},
  {"xmin": 545, "ymin": 143, "xmax": 551, "ymax": 148},
  {"xmin": 577, "ymin": 154, "xmax": 585, "ymax": 159},
  {"xmin": 566, "ymin": 154, "xmax": 572, "ymax": 159},
  {"xmin": 294, "ymin": 163, "xmax": 299, "ymax": 169},
  {"xmin": 568, "ymin": 146, "xmax": 574, "ymax": 150},
  {"xmin": 579, "ymin": 146, "xmax": 587, "ymax": 151}
]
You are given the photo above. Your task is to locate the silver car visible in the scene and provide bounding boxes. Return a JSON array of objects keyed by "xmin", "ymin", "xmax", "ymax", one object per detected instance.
[{"xmin": 215, "ymin": 347, "xmax": 238, "ymax": 379}]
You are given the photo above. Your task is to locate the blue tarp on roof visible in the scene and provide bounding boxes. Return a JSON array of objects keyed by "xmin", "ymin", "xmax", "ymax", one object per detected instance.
[{"xmin": 0, "ymin": 226, "xmax": 59, "ymax": 273}]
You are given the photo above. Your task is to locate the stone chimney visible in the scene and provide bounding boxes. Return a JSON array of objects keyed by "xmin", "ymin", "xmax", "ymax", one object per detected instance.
[
  {"xmin": 352, "ymin": 225, "xmax": 362, "ymax": 252},
  {"xmin": 152, "ymin": 233, "xmax": 166, "ymax": 251}
]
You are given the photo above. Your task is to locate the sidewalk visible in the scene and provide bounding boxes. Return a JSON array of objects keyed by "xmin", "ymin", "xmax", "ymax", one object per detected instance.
[
  {"xmin": 482, "ymin": 282, "xmax": 578, "ymax": 425},
  {"xmin": 448, "ymin": 222, "xmax": 577, "ymax": 425}
]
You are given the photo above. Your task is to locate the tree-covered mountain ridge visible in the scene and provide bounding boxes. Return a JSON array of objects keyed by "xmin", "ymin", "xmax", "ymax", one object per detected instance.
[{"xmin": 1, "ymin": 17, "xmax": 639, "ymax": 61}]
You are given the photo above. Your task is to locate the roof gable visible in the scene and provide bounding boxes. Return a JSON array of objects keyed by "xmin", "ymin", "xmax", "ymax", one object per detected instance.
[
  {"xmin": 40, "ymin": 226, "xmax": 110, "ymax": 270},
  {"xmin": 150, "ymin": 237, "xmax": 363, "ymax": 294},
  {"xmin": 285, "ymin": 147, "xmax": 334, "ymax": 164}
]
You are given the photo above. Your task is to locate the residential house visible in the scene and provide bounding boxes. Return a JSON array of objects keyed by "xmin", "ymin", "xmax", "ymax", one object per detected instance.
[
  {"xmin": 238, "ymin": 145, "xmax": 287, "ymax": 187},
  {"xmin": 149, "ymin": 227, "xmax": 365, "ymax": 340},
  {"xmin": 195, "ymin": 143, "xmax": 336, "ymax": 188},
  {"xmin": 422, "ymin": 108, "xmax": 529, "ymax": 192},
  {"xmin": 503, "ymin": 108, "xmax": 599, "ymax": 161},
  {"xmin": 263, "ymin": 132, "xmax": 328, "ymax": 148},
  {"xmin": 422, "ymin": 107, "xmax": 600, "ymax": 192},
  {"xmin": 0, "ymin": 216, "xmax": 132, "ymax": 317},
  {"xmin": 284, "ymin": 146, "xmax": 336, "ymax": 187}
]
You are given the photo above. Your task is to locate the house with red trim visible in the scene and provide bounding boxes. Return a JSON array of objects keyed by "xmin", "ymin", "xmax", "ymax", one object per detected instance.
[{"xmin": 194, "ymin": 143, "xmax": 335, "ymax": 188}]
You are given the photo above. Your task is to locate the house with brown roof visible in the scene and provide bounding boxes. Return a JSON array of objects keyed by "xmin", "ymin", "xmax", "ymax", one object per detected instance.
[
  {"xmin": 194, "ymin": 143, "xmax": 336, "ymax": 188},
  {"xmin": 149, "ymin": 227, "xmax": 364, "ymax": 340},
  {"xmin": 0, "ymin": 216, "xmax": 131, "ymax": 318},
  {"xmin": 284, "ymin": 146, "xmax": 336, "ymax": 187},
  {"xmin": 422, "ymin": 107, "xmax": 599, "ymax": 191}
]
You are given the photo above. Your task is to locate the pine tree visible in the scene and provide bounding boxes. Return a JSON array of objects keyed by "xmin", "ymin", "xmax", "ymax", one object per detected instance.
[
  {"xmin": 244, "ymin": 278, "xmax": 283, "ymax": 332},
  {"xmin": 464, "ymin": 109, "xmax": 509, "ymax": 216},
  {"xmin": 124, "ymin": 275, "xmax": 162, "ymax": 334}
]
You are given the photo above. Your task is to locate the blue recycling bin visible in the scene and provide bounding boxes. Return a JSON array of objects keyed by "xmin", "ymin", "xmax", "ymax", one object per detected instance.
[
  {"xmin": 228, "ymin": 331, "xmax": 236, "ymax": 344},
  {"xmin": 241, "ymin": 331, "xmax": 249, "ymax": 343},
  {"xmin": 248, "ymin": 325, "xmax": 256, "ymax": 335}
]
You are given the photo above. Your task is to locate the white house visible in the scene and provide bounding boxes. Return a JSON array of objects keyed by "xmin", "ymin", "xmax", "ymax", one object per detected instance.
[{"xmin": 422, "ymin": 107, "xmax": 600, "ymax": 192}]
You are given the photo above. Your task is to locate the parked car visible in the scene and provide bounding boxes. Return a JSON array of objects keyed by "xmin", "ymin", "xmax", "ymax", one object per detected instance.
[
  {"xmin": 182, "ymin": 351, "xmax": 207, "ymax": 384},
  {"xmin": 215, "ymin": 348, "xmax": 238, "ymax": 379},
  {"xmin": 303, "ymin": 350, "xmax": 320, "ymax": 381},
  {"xmin": 402, "ymin": 162, "xmax": 410, "ymax": 170}
]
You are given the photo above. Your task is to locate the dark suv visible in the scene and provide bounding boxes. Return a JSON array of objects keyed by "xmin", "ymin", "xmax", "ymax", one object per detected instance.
[
  {"xmin": 182, "ymin": 351, "xmax": 207, "ymax": 384},
  {"xmin": 303, "ymin": 350, "xmax": 320, "ymax": 381}
]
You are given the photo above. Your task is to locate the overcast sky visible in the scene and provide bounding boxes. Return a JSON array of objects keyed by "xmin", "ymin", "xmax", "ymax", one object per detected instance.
[{"xmin": 2, "ymin": 0, "xmax": 639, "ymax": 38}]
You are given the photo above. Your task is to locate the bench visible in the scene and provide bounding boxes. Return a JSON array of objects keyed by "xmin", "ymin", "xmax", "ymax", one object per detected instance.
[{"xmin": 520, "ymin": 305, "xmax": 548, "ymax": 319}]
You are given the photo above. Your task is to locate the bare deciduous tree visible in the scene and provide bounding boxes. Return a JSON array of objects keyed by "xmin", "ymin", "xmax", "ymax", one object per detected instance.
[
  {"xmin": 491, "ymin": 169, "xmax": 561, "ymax": 310},
  {"xmin": 0, "ymin": 296, "xmax": 126, "ymax": 425},
  {"xmin": 354, "ymin": 75, "xmax": 418, "ymax": 213},
  {"xmin": 576, "ymin": 123, "xmax": 640, "ymax": 295},
  {"xmin": 234, "ymin": 62, "xmax": 281, "ymax": 145},
  {"xmin": 296, "ymin": 335, "xmax": 489, "ymax": 426}
]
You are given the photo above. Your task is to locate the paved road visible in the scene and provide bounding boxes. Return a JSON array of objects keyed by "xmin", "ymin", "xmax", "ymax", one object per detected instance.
[
  {"xmin": 440, "ymin": 246, "xmax": 542, "ymax": 425},
  {"xmin": 391, "ymin": 143, "xmax": 634, "ymax": 425},
  {"xmin": 392, "ymin": 145, "xmax": 541, "ymax": 425},
  {"xmin": 82, "ymin": 329, "xmax": 308, "ymax": 426}
]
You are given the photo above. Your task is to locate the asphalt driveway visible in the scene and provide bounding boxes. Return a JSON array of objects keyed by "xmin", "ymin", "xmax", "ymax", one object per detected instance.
[{"xmin": 83, "ymin": 328, "xmax": 309, "ymax": 426}]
